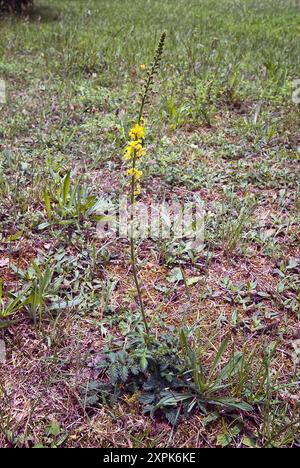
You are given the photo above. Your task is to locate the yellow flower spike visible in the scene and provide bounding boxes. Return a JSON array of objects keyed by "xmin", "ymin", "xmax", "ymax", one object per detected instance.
[{"xmin": 129, "ymin": 124, "xmax": 146, "ymax": 141}]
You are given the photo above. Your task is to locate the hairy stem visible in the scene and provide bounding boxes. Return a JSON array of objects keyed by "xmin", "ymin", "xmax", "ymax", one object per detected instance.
[{"xmin": 130, "ymin": 151, "xmax": 149, "ymax": 335}]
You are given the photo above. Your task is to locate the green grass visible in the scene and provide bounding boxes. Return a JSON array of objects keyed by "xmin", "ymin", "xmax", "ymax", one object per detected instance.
[{"xmin": 0, "ymin": 0, "xmax": 299, "ymax": 448}]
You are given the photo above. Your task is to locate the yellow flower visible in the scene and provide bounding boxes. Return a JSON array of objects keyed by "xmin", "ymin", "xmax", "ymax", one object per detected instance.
[
  {"xmin": 124, "ymin": 122, "xmax": 146, "ymax": 196},
  {"xmin": 129, "ymin": 124, "xmax": 146, "ymax": 141},
  {"xmin": 140, "ymin": 64, "xmax": 146, "ymax": 70},
  {"xmin": 136, "ymin": 146, "xmax": 146, "ymax": 158},
  {"xmin": 124, "ymin": 140, "xmax": 145, "ymax": 160},
  {"xmin": 124, "ymin": 391, "xmax": 141, "ymax": 404},
  {"xmin": 127, "ymin": 168, "xmax": 143, "ymax": 180},
  {"xmin": 124, "ymin": 150, "xmax": 132, "ymax": 161},
  {"xmin": 134, "ymin": 183, "xmax": 141, "ymax": 196},
  {"xmin": 127, "ymin": 168, "xmax": 143, "ymax": 195},
  {"xmin": 124, "ymin": 145, "xmax": 133, "ymax": 160}
]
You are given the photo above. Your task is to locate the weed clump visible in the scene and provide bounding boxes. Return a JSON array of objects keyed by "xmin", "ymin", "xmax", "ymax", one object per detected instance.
[{"xmin": 0, "ymin": 0, "xmax": 32, "ymax": 13}]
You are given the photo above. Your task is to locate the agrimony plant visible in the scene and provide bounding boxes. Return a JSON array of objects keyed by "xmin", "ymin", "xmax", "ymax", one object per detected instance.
[{"xmin": 123, "ymin": 33, "xmax": 166, "ymax": 335}]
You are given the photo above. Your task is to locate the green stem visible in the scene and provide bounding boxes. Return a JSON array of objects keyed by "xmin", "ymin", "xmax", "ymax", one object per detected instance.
[
  {"xmin": 129, "ymin": 151, "xmax": 149, "ymax": 335},
  {"xmin": 130, "ymin": 231, "xmax": 149, "ymax": 335},
  {"xmin": 138, "ymin": 72, "xmax": 152, "ymax": 124}
]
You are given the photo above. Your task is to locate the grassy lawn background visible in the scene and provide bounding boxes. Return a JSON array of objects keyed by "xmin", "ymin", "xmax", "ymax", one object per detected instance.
[{"xmin": 0, "ymin": 0, "xmax": 299, "ymax": 448}]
